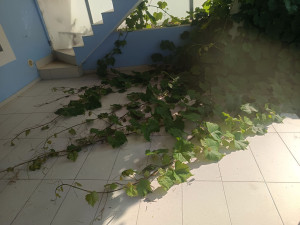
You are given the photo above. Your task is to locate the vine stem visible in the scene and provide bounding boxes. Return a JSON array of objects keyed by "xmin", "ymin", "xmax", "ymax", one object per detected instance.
[{"xmin": 10, "ymin": 115, "xmax": 61, "ymax": 144}]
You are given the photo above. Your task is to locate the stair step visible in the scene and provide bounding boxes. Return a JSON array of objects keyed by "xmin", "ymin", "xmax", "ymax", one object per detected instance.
[
  {"xmin": 74, "ymin": 0, "xmax": 143, "ymax": 65},
  {"xmin": 39, "ymin": 61, "xmax": 83, "ymax": 80},
  {"xmin": 54, "ymin": 49, "xmax": 77, "ymax": 65}
]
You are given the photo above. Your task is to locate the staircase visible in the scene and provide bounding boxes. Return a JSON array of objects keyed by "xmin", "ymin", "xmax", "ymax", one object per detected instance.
[{"xmin": 37, "ymin": 0, "xmax": 142, "ymax": 80}]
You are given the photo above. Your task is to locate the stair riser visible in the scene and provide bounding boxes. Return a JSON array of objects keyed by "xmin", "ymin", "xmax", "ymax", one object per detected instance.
[
  {"xmin": 54, "ymin": 52, "xmax": 77, "ymax": 66},
  {"xmin": 39, "ymin": 67, "xmax": 83, "ymax": 80}
]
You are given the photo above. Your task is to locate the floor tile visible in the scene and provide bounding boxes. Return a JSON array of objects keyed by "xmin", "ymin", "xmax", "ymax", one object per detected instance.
[
  {"xmin": 273, "ymin": 114, "xmax": 300, "ymax": 133},
  {"xmin": 0, "ymin": 139, "xmax": 57, "ymax": 180},
  {"xmin": 51, "ymin": 180, "xmax": 106, "ymax": 225},
  {"xmin": 109, "ymin": 136, "xmax": 150, "ymax": 181},
  {"xmin": 279, "ymin": 133, "xmax": 300, "ymax": 165},
  {"xmin": 0, "ymin": 139, "xmax": 14, "ymax": 161},
  {"xmin": 11, "ymin": 180, "xmax": 72, "ymax": 225},
  {"xmin": 0, "ymin": 113, "xmax": 30, "ymax": 139},
  {"xmin": 267, "ymin": 124, "xmax": 276, "ymax": 132},
  {"xmin": 249, "ymin": 133, "xmax": 300, "ymax": 182},
  {"xmin": 268, "ymin": 183, "xmax": 300, "ymax": 225},
  {"xmin": 0, "ymin": 96, "xmax": 53, "ymax": 114},
  {"xmin": 45, "ymin": 146, "xmax": 90, "ymax": 180},
  {"xmin": 5, "ymin": 112, "xmax": 58, "ymax": 140},
  {"xmin": 76, "ymin": 143, "xmax": 119, "ymax": 180},
  {"xmin": 219, "ymin": 148, "xmax": 263, "ymax": 181},
  {"xmin": 183, "ymin": 181, "xmax": 231, "ymax": 225},
  {"xmin": 188, "ymin": 160, "xmax": 221, "ymax": 181},
  {"xmin": 0, "ymin": 114, "xmax": 10, "ymax": 124},
  {"xmin": 20, "ymin": 80, "xmax": 56, "ymax": 97},
  {"xmin": 34, "ymin": 95, "xmax": 67, "ymax": 113},
  {"xmin": 0, "ymin": 180, "xmax": 8, "ymax": 193},
  {"xmin": 224, "ymin": 182, "xmax": 283, "ymax": 225},
  {"xmin": 0, "ymin": 180, "xmax": 40, "ymax": 225},
  {"xmin": 94, "ymin": 188, "xmax": 141, "ymax": 225},
  {"xmin": 137, "ymin": 184, "xmax": 182, "ymax": 225}
]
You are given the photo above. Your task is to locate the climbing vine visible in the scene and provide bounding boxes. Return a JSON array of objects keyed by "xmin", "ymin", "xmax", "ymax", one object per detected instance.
[{"xmin": 1, "ymin": 0, "xmax": 299, "ymax": 209}]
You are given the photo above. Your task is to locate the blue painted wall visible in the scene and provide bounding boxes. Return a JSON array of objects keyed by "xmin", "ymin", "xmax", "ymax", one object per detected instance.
[
  {"xmin": 82, "ymin": 25, "xmax": 191, "ymax": 70},
  {"xmin": 0, "ymin": 0, "xmax": 51, "ymax": 102}
]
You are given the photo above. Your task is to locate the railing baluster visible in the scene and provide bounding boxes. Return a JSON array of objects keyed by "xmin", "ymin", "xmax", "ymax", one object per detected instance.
[
  {"xmin": 85, "ymin": 0, "xmax": 94, "ymax": 25},
  {"xmin": 189, "ymin": 0, "xmax": 194, "ymax": 20}
]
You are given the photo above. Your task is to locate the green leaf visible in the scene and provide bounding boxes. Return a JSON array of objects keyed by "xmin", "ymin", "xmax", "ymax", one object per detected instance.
[
  {"xmin": 233, "ymin": 132, "xmax": 249, "ymax": 150},
  {"xmin": 252, "ymin": 124, "xmax": 266, "ymax": 135},
  {"xmin": 67, "ymin": 144, "xmax": 82, "ymax": 152},
  {"xmin": 181, "ymin": 112, "xmax": 202, "ymax": 122},
  {"xmin": 201, "ymin": 138, "xmax": 223, "ymax": 161},
  {"xmin": 25, "ymin": 129, "xmax": 31, "ymax": 136},
  {"xmin": 157, "ymin": 1, "xmax": 167, "ymax": 9},
  {"xmin": 146, "ymin": 11, "xmax": 156, "ymax": 25},
  {"xmin": 107, "ymin": 131, "xmax": 127, "ymax": 148},
  {"xmin": 136, "ymin": 179, "xmax": 152, "ymax": 197},
  {"xmin": 111, "ymin": 104, "xmax": 122, "ymax": 111},
  {"xmin": 98, "ymin": 113, "xmax": 109, "ymax": 119},
  {"xmin": 167, "ymin": 128, "xmax": 184, "ymax": 137},
  {"xmin": 74, "ymin": 182, "xmax": 82, "ymax": 187},
  {"xmin": 153, "ymin": 12, "xmax": 163, "ymax": 21},
  {"xmin": 41, "ymin": 125, "xmax": 49, "ymax": 131},
  {"xmin": 121, "ymin": 169, "xmax": 137, "ymax": 177},
  {"xmin": 206, "ymin": 122, "xmax": 222, "ymax": 142},
  {"xmin": 158, "ymin": 174, "xmax": 174, "ymax": 191},
  {"xmin": 173, "ymin": 152, "xmax": 189, "ymax": 162},
  {"xmin": 108, "ymin": 114, "xmax": 122, "ymax": 125},
  {"xmin": 129, "ymin": 109, "xmax": 145, "ymax": 120},
  {"xmin": 68, "ymin": 128, "xmax": 76, "ymax": 135},
  {"xmin": 240, "ymin": 103, "xmax": 258, "ymax": 114},
  {"xmin": 105, "ymin": 183, "xmax": 118, "ymax": 191},
  {"xmin": 142, "ymin": 164, "xmax": 158, "ymax": 174},
  {"xmin": 125, "ymin": 182, "xmax": 138, "ymax": 197},
  {"xmin": 162, "ymin": 154, "xmax": 171, "ymax": 165},
  {"xmin": 174, "ymin": 161, "xmax": 192, "ymax": 182},
  {"xmin": 67, "ymin": 151, "xmax": 78, "ymax": 162},
  {"xmin": 141, "ymin": 118, "xmax": 160, "ymax": 141},
  {"xmin": 173, "ymin": 138, "xmax": 195, "ymax": 162},
  {"xmin": 85, "ymin": 191, "xmax": 99, "ymax": 207}
]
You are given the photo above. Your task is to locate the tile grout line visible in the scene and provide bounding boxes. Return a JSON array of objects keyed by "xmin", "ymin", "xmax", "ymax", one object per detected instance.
[
  {"xmin": 93, "ymin": 145, "xmax": 122, "ymax": 223},
  {"xmin": 275, "ymin": 132, "xmax": 300, "ymax": 167},
  {"xmin": 181, "ymin": 183, "xmax": 184, "ymax": 225},
  {"xmin": 0, "ymin": 114, "xmax": 31, "ymax": 140},
  {"xmin": 49, "ymin": 145, "xmax": 93, "ymax": 225},
  {"xmin": 217, "ymin": 162, "xmax": 233, "ymax": 225},
  {"xmin": 8, "ymin": 179, "xmax": 43, "ymax": 225},
  {"xmin": 9, "ymin": 154, "xmax": 61, "ymax": 225},
  {"xmin": 248, "ymin": 145, "xmax": 285, "ymax": 225},
  {"xmin": 135, "ymin": 138, "xmax": 152, "ymax": 225}
]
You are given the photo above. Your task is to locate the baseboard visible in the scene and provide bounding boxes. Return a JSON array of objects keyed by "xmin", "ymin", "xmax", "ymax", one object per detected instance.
[{"xmin": 0, "ymin": 78, "xmax": 41, "ymax": 109}]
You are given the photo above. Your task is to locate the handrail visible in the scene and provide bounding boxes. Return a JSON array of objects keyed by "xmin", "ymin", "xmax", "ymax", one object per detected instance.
[{"xmin": 85, "ymin": 0, "xmax": 94, "ymax": 25}]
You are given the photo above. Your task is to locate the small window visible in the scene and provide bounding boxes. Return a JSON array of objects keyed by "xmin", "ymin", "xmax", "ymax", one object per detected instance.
[{"xmin": 0, "ymin": 24, "xmax": 16, "ymax": 66}]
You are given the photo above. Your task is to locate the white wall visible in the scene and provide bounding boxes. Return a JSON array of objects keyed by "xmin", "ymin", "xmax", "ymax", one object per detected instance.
[
  {"xmin": 37, "ymin": 0, "xmax": 93, "ymax": 50},
  {"xmin": 89, "ymin": 0, "xmax": 114, "ymax": 24}
]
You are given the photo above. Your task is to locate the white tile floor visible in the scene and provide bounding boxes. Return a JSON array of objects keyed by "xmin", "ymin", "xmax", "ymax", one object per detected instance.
[{"xmin": 0, "ymin": 74, "xmax": 299, "ymax": 225}]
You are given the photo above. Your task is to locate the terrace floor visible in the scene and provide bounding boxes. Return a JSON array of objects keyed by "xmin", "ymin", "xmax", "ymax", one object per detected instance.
[{"xmin": 0, "ymin": 74, "xmax": 299, "ymax": 225}]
